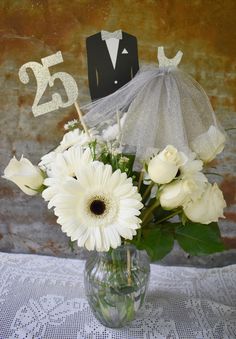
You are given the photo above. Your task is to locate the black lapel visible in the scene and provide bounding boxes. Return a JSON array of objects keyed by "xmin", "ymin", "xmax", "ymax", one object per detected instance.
[{"xmin": 116, "ymin": 32, "xmax": 126, "ymax": 70}]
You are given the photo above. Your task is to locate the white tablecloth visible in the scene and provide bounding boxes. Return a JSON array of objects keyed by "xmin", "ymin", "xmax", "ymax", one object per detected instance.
[{"xmin": 0, "ymin": 252, "xmax": 235, "ymax": 339}]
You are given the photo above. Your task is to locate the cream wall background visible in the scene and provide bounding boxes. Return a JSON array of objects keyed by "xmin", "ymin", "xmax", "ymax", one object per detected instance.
[{"xmin": 0, "ymin": 0, "xmax": 236, "ymax": 266}]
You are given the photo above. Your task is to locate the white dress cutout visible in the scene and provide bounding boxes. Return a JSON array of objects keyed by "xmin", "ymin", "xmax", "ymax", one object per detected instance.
[{"xmin": 83, "ymin": 47, "xmax": 224, "ymax": 168}]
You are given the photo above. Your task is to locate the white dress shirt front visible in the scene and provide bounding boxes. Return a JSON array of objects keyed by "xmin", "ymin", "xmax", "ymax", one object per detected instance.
[{"xmin": 105, "ymin": 38, "xmax": 120, "ymax": 69}]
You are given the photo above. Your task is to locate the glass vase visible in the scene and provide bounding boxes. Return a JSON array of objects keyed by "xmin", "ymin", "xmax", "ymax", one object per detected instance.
[{"xmin": 84, "ymin": 244, "xmax": 150, "ymax": 328}]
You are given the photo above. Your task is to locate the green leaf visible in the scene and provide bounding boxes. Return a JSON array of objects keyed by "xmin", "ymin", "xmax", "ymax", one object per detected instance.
[
  {"xmin": 175, "ymin": 222, "xmax": 225, "ymax": 256},
  {"xmin": 24, "ymin": 184, "xmax": 47, "ymax": 194},
  {"xmin": 138, "ymin": 226, "xmax": 174, "ymax": 261},
  {"xmin": 121, "ymin": 153, "xmax": 135, "ymax": 176},
  {"xmin": 68, "ymin": 239, "xmax": 76, "ymax": 252}
]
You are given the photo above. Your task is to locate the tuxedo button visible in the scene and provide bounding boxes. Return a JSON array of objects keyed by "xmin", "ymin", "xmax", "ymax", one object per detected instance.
[{"xmin": 114, "ymin": 80, "xmax": 118, "ymax": 84}]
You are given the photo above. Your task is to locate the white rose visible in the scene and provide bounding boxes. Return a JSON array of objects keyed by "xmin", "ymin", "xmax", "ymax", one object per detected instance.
[
  {"xmin": 190, "ymin": 125, "xmax": 226, "ymax": 162},
  {"xmin": 148, "ymin": 145, "xmax": 183, "ymax": 184},
  {"xmin": 3, "ymin": 156, "xmax": 44, "ymax": 195},
  {"xmin": 160, "ymin": 179, "xmax": 201, "ymax": 209},
  {"xmin": 183, "ymin": 183, "xmax": 226, "ymax": 224}
]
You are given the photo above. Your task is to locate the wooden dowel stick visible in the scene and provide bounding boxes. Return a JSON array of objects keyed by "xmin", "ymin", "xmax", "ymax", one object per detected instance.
[{"xmin": 74, "ymin": 101, "xmax": 91, "ymax": 138}]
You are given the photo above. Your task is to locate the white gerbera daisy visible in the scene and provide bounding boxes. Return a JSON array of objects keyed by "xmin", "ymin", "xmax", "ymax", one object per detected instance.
[
  {"xmin": 51, "ymin": 162, "xmax": 143, "ymax": 251},
  {"xmin": 42, "ymin": 146, "xmax": 92, "ymax": 203},
  {"xmin": 39, "ymin": 148, "xmax": 61, "ymax": 173},
  {"xmin": 39, "ymin": 128, "xmax": 99, "ymax": 174},
  {"xmin": 60, "ymin": 128, "xmax": 99, "ymax": 151}
]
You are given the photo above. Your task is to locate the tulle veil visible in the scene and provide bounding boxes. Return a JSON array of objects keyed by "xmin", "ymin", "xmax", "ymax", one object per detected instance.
[{"xmin": 82, "ymin": 47, "xmax": 224, "ymax": 166}]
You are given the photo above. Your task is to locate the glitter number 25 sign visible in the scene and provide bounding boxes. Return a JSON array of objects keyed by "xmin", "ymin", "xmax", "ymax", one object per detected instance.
[{"xmin": 19, "ymin": 51, "xmax": 79, "ymax": 117}]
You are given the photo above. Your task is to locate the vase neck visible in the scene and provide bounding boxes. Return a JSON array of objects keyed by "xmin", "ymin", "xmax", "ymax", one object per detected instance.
[{"xmin": 98, "ymin": 244, "xmax": 137, "ymax": 260}]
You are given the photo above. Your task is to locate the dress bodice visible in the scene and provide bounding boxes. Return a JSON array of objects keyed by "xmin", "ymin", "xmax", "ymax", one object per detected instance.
[{"xmin": 157, "ymin": 46, "xmax": 183, "ymax": 67}]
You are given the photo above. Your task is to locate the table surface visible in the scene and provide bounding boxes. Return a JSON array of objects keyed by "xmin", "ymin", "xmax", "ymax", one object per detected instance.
[{"xmin": 0, "ymin": 252, "xmax": 235, "ymax": 339}]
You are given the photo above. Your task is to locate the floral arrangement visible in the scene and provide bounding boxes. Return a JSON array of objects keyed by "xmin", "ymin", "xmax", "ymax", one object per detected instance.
[{"xmin": 3, "ymin": 118, "xmax": 227, "ymax": 261}]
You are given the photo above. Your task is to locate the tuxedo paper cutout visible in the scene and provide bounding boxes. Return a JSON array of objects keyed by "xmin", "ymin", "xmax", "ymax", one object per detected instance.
[{"xmin": 86, "ymin": 30, "xmax": 139, "ymax": 100}]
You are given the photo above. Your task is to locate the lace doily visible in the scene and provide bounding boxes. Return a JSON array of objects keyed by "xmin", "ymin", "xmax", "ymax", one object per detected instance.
[{"xmin": 0, "ymin": 252, "xmax": 235, "ymax": 339}]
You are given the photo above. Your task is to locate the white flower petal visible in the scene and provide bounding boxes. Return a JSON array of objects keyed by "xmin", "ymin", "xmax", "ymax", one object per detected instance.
[
  {"xmin": 42, "ymin": 147, "xmax": 92, "ymax": 206},
  {"xmin": 85, "ymin": 234, "xmax": 96, "ymax": 251}
]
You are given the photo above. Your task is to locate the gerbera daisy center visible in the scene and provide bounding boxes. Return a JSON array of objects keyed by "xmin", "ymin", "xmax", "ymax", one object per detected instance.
[
  {"xmin": 90, "ymin": 199, "xmax": 106, "ymax": 215},
  {"xmin": 86, "ymin": 194, "xmax": 112, "ymax": 220}
]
